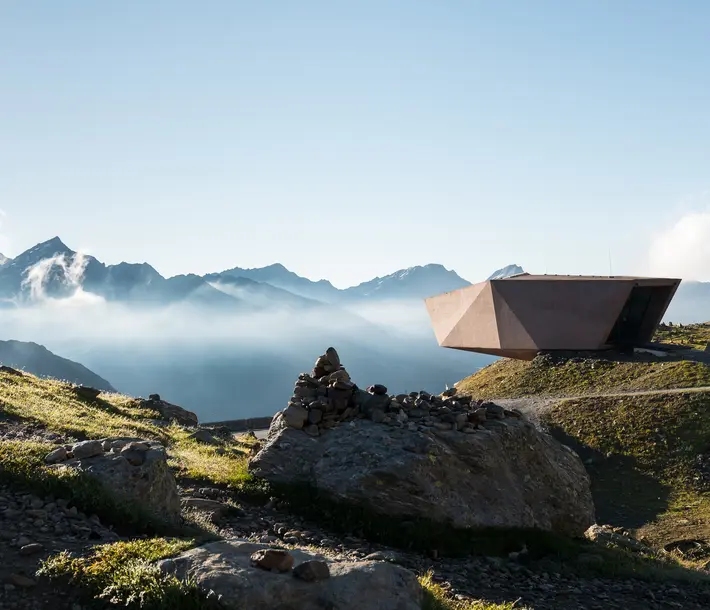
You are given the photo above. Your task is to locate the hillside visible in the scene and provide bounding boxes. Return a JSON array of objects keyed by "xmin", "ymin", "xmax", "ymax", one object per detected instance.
[
  {"xmin": 455, "ymin": 325, "xmax": 710, "ymax": 572},
  {"xmin": 3, "ymin": 366, "xmax": 710, "ymax": 609},
  {"xmin": 0, "ymin": 340, "xmax": 116, "ymax": 392}
]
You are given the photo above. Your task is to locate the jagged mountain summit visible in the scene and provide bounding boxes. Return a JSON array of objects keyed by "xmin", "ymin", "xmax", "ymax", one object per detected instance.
[
  {"xmin": 216, "ymin": 263, "xmax": 340, "ymax": 302},
  {"xmin": 487, "ymin": 264, "xmax": 525, "ymax": 280},
  {"xmin": 0, "ymin": 253, "xmax": 9, "ymax": 266},
  {"xmin": 341, "ymin": 264, "xmax": 471, "ymax": 300}
]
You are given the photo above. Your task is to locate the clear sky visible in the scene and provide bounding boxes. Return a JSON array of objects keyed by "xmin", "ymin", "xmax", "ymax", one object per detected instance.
[{"xmin": 2, "ymin": 1, "xmax": 709, "ymax": 287}]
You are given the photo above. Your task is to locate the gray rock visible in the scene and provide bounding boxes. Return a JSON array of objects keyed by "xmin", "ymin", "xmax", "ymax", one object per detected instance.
[
  {"xmin": 325, "ymin": 347, "xmax": 341, "ymax": 369},
  {"xmin": 293, "ymin": 560, "xmax": 330, "ymax": 582},
  {"xmin": 182, "ymin": 497, "xmax": 230, "ymax": 520},
  {"xmin": 370, "ymin": 409, "xmax": 386, "ymax": 423},
  {"xmin": 44, "ymin": 446, "xmax": 68, "ymax": 464},
  {"xmin": 250, "ymin": 414, "xmax": 594, "ymax": 536},
  {"xmin": 308, "ymin": 409, "xmax": 323, "ymax": 425},
  {"xmin": 188, "ymin": 429, "xmax": 220, "ymax": 445},
  {"xmin": 71, "ymin": 440, "xmax": 104, "ymax": 460},
  {"xmin": 19, "ymin": 543, "xmax": 43, "ymax": 556},
  {"xmin": 158, "ymin": 539, "xmax": 422, "ymax": 610},
  {"xmin": 283, "ymin": 405, "xmax": 308, "ymax": 429},
  {"xmin": 141, "ymin": 396, "xmax": 198, "ymax": 427},
  {"xmin": 49, "ymin": 439, "xmax": 180, "ymax": 525},
  {"xmin": 251, "ymin": 548, "xmax": 294, "ymax": 572},
  {"xmin": 73, "ymin": 386, "xmax": 102, "ymax": 400}
]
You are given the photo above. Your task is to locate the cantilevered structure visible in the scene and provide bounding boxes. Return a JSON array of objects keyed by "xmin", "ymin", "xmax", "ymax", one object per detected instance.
[{"xmin": 424, "ymin": 274, "xmax": 681, "ymax": 360}]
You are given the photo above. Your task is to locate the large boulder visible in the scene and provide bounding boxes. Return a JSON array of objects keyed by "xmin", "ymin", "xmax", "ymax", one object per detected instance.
[
  {"xmin": 249, "ymin": 414, "xmax": 595, "ymax": 537},
  {"xmin": 157, "ymin": 539, "xmax": 422, "ymax": 610},
  {"xmin": 46, "ymin": 437, "xmax": 181, "ymax": 524}
]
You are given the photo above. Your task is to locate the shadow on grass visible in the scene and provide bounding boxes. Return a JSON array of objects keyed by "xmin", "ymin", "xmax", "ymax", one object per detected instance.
[{"xmin": 547, "ymin": 424, "xmax": 670, "ymax": 529}]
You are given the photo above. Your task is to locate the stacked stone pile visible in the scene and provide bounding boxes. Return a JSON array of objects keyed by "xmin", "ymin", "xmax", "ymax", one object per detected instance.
[{"xmin": 281, "ymin": 347, "xmax": 521, "ymax": 437}]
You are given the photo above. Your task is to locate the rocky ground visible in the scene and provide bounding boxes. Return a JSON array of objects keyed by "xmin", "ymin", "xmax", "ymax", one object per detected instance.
[
  {"xmin": 3, "ymin": 432, "xmax": 710, "ymax": 609},
  {"xmin": 183, "ymin": 483, "xmax": 710, "ymax": 610},
  {"xmin": 4, "ymin": 354, "xmax": 710, "ymax": 610},
  {"xmin": 0, "ymin": 483, "xmax": 119, "ymax": 610}
]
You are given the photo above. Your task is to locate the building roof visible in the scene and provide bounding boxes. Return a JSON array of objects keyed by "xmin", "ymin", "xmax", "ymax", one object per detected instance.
[{"xmin": 425, "ymin": 275, "xmax": 681, "ymax": 360}]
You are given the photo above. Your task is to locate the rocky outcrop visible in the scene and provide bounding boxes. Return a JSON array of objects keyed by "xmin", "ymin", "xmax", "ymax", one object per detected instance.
[
  {"xmin": 157, "ymin": 539, "xmax": 423, "ymax": 610},
  {"xmin": 45, "ymin": 437, "xmax": 181, "ymax": 524},
  {"xmin": 249, "ymin": 348, "xmax": 595, "ymax": 537},
  {"xmin": 140, "ymin": 394, "xmax": 198, "ymax": 427}
]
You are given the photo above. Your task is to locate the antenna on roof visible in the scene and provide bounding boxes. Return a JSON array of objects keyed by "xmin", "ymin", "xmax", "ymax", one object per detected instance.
[{"xmin": 608, "ymin": 247, "xmax": 613, "ymax": 277}]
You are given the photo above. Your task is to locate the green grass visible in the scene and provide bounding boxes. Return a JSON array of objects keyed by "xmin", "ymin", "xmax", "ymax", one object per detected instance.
[
  {"xmin": 542, "ymin": 390, "xmax": 710, "ymax": 561},
  {"xmin": 38, "ymin": 538, "xmax": 207, "ymax": 610},
  {"xmin": 655, "ymin": 322, "xmax": 710, "ymax": 351},
  {"xmin": 456, "ymin": 357, "xmax": 710, "ymax": 400},
  {"xmin": 0, "ymin": 370, "xmax": 255, "ymax": 490},
  {"xmin": 419, "ymin": 571, "xmax": 527, "ymax": 610}
]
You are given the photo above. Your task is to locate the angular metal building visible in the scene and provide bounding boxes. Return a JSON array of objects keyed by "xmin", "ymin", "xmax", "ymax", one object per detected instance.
[{"xmin": 424, "ymin": 274, "xmax": 681, "ymax": 360}]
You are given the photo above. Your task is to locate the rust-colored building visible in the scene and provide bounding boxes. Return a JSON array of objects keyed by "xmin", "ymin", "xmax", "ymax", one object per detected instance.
[{"xmin": 424, "ymin": 274, "xmax": 681, "ymax": 360}]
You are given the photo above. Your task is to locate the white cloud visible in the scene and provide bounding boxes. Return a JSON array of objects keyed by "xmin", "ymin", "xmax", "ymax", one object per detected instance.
[
  {"xmin": 648, "ymin": 198, "xmax": 710, "ymax": 281},
  {"xmin": 21, "ymin": 252, "xmax": 90, "ymax": 301}
]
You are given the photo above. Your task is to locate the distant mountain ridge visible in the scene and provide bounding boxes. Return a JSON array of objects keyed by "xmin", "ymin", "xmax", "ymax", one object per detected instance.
[
  {"xmin": 0, "ymin": 339, "xmax": 116, "ymax": 391},
  {"xmin": 1, "ymin": 237, "xmax": 483, "ymax": 307}
]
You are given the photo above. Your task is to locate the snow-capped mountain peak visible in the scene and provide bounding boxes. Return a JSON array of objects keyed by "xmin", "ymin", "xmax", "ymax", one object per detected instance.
[{"xmin": 487, "ymin": 264, "xmax": 525, "ymax": 280}]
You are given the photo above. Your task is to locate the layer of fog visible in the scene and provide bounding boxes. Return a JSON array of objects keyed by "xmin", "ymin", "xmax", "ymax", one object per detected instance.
[{"xmin": 1, "ymin": 293, "xmax": 489, "ymax": 421}]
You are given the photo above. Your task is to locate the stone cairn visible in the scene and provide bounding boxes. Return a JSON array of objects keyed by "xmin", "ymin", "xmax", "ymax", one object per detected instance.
[{"xmin": 281, "ymin": 347, "xmax": 522, "ymax": 437}]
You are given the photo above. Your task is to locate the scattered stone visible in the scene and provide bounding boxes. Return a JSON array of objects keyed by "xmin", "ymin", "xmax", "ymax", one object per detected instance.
[
  {"xmin": 44, "ymin": 446, "xmax": 68, "ymax": 464},
  {"xmin": 250, "ymin": 548, "xmax": 295, "ymax": 572},
  {"xmin": 369, "ymin": 384, "xmax": 388, "ymax": 396},
  {"xmin": 71, "ymin": 440, "xmax": 104, "ymax": 460},
  {"xmin": 141, "ymin": 395, "xmax": 198, "ymax": 426},
  {"xmin": 9, "ymin": 574, "xmax": 36, "ymax": 588},
  {"xmin": 73, "ymin": 385, "xmax": 102, "ymax": 400},
  {"xmin": 188, "ymin": 429, "xmax": 220, "ymax": 445},
  {"xmin": 19, "ymin": 543, "xmax": 43, "ymax": 556},
  {"xmin": 182, "ymin": 497, "xmax": 231, "ymax": 520},
  {"xmin": 293, "ymin": 560, "xmax": 331, "ymax": 582}
]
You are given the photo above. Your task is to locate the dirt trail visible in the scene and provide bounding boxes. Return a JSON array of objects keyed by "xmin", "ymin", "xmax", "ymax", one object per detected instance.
[{"xmin": 495, "ymin": 385, "xmax": 710, "ymax": 427}]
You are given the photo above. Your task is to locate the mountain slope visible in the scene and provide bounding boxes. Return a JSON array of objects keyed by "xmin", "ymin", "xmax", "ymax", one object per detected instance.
[
  {"xmin": 341, "ymin": 264, "xmax": 471, "ymax": 300},
  {"xmin": 0, "ymin": 339, "xmax": 116, "ymax": 391},
  {"xmin": 217, "ymin": 263, "xmax": 340, "ymax": 302}
]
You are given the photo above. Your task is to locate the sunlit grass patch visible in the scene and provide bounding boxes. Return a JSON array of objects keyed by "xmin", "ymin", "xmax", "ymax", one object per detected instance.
[
  {"xmin": 456, "ymin": 357, "xmax": 710, "ymax": 400},
  {"xmin": 39, "ymin": 538, "xmax": 206, "ymax": 610},
  {"xmin": 419, "ymin": 571, "xmax": 527, "ymax": 610}
]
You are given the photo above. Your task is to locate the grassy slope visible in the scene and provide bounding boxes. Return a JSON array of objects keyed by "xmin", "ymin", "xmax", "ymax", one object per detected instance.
[
  {"xmin": 545, "ymin": 392, "xmax": 710, "ymax": 562},
  {"xmin": 0, "ymin": 370, "xmax": 538, "ymax": 608},
  {"xmin": 655, "ymin": 322, "xmax": 710, "ymax": 350},
  {"xmin": 0, "ymin": 370, "xmax": 255, "ymax": 490},
  {"xmin": 454, "ymin": 323, "xmax": 710, "ymax": 566},
  {"xmin": 456, "ymin": 358, "xmax": 710, "ymax": 400},
  {"xmin": 457, "ymin": 323, "xmax": 710, "ymax": 400}
]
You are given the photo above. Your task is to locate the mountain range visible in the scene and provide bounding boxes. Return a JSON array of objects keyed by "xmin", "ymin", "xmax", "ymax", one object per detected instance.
[
  {"xmin": 1, "ymin": 237, "xmax": 706, "ymax": 422},
  {"xmin": 0, "ymin": 237, "xmax": 476, "ymax": 307},
  {"xmin": 0, "ymin": 237, "xmax": 502, "ymax": 421}
]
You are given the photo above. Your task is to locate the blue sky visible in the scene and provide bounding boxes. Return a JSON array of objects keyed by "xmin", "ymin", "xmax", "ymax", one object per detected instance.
[{"xmin": 2, "ymin": 1, "xmax": 709, "ymax": 287}]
